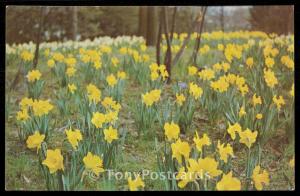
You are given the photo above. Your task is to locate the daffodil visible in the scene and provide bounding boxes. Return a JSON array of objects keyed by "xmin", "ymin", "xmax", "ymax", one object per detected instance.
[
  {"xmin": 26, "ymin": 69, "xmax": 42, "ymax": 82},
  {"xmin": 68, "ymin": 83, "xmax": 77, "ymax": 94},
  {"xmin": 16, "ymin": 109, "xmax": 30, "ymax": 122},
  {"xmin": 104, "ymin": 126, "xmax": 119, "ymax": 143},
  {"xmin": 26, "ymin": 131, "xmax": 45, "ymax": 152},
  {"xmin": 164, "ymin": 122, "xmax": 180, "ymax": 141},
  {"xmin": 189, "ymin": 82, "xmax": 203, "ymax": 100},
  {"xmin": 128, "ymin": 175, "xmax": 145, "ymax": 191},
  {"xmin": 83, "ymin": 152, "xmax": 105, "ymax": 176},
  {"xmin": 193, "ymin": 132, "xmax": 211, "ymax": 152},
  {"xmin": 252, "ymin": 165, "xmax": 269, "ymax": 190},
  {"xmin": 239, "ymin": 128, "xmax": 258, "ymax": 149},
  {"xmin": 216, "ymin": 171, "xmax": 241, "ymax": 190},
  {"xmin": 227, "ymin": 122, "xmax": 242, "ymax": 140},
  {"xmin": 106, "ymin": 74, "xmax": 117, "ymax": 87},
  {"xmin": 65, "ymin": 128, "xmax": 82, "ymax": 149},
  {"xmin": 42, "ymin": 149, "xmax": 64, "ymax": 174},
  {"xmin": 91, "ymin": 112, "xmax": 106, "ymax": 128},
  {"xmin": 171, "ymin": 138, "xmax": 190, "ymax": 164},
  {"xmin": 176, "ymin": 93, "xmax": 186, "ymax": 106},
  {"xmin": 217, "ymin": 140, "xmax": 234, "ymax": 163}
]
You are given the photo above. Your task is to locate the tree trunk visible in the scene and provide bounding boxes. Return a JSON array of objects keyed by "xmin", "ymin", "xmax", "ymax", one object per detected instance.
[
  {"xmin": 72, "ymin": 6, "xmax": 78, "ymax": 40},
  {"xmin": 190, "ymin": 6, "xmax": 207, "ymax": 67},
  {"xmin": 220, "ymin": 7, "xmax": 224, "ymax": 32},
  {"xmin": 146, "ymin": 6, "xmax": 157, "ymax": 46},
  {"xmin": 138, "ymin": 6, "xmax": 148, "ymax": 38},
  {"xmin": 162, "ymin": 7, "xmax": 172, "ymax": 84},
  {"xmin": 33, "ymin": 6, "xmax": 46, "ymax": 69}
]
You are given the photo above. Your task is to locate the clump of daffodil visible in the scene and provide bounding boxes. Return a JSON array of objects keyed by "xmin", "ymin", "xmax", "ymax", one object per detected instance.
[
  {"xmin": 263, "ymin": 68, "xmax": 278, "ymax": 88},
  {"xmin": 91, "ymin": 111, "xmax": 106, "ymax": 128},
  {"xmin": 26, "ymin": 69, "xmax": 42, "ymax": 82},
  {"xmin": 142, "ymin": 89, "xmax": 161, "ymax": 107},
  {"xmin": 272, "ymin": 95, "xmax": 285, "ymax": 111},
  {"xmin": 265, "ymin": 57, "xmax": 275, "ymax": 68},
  {"xmin": 42, "ymin": 149, "xmax": 64, "ymax": 174},
  {"xmin": 65, "ymin": 128, "xmax": 83, "ymax": 150},
  {"xmin": 83, "ymin": 152, "xmax": 105, "ymax": 176},
  {"xmin": 189, "ymin": 82, "xmax": 203, "ymax": 100},
  {"xmin": 86, "ymin": 83, "xmax": 101, "ymax": 104},
  {"xmin": 106, "ymin": 74, "xmax": 117, "ymax": 87},
  {"xmin": 210, "ymin": 76, "xmax": 230, "ymax": 93},
  {"xmin": 26, "ymin": 131, "xmax": 45, "ymax": 152},
  {"xmin": 21, "ymin": 50, "xmax": 34, "ymax": 62},
  {"xmin": 198, "ymin": 68, "xmax": 215, "ymax": 81},
  {"xmin": 281, "ymin": 55, "xmax": 294, "ymax": 70},
  {"xmin": 52, "ymin": 52, "xmax": 65, "ymax": 62},
  {"xmin": 31, "ymin": 99, "xmax": 54, "ymax": 117},
  {"xmin": 164, "ymin": 122, "xmax": 180, "ymax": 141},
  {"xmin": 149, "ymin": 63, "xmax": 169, "ymax": 81},
  {"xmin": 252, "ymin": 165, "xmax": 270, "ymax": 190}
]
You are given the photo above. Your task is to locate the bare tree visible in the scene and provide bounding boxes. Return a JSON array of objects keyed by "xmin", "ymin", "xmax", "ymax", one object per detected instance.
[{"xmin": 72, "ymin": 6, "xmax": 78, "ymax": 40}]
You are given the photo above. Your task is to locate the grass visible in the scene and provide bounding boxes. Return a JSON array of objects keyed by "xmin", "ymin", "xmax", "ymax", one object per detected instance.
[{"xmin": 5, "ymin": 47, "xmax": 294, "ymax": 190}]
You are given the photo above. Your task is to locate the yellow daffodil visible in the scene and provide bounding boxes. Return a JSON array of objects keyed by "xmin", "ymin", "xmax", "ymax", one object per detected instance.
[
  {"xmin": 252, "ymin": 165, "xmax": 270, "ymax": 190},
  {"xmin": 16, "ymin": 108, "xmax": 30, "ymax": 122},
  {"xmin": 68, "ymin": 83, "xmax": 77, "ymax": 94},
  {"xmin": 256, "ymin": 113, "xmax": 263, "ymax": 120},
  {"xmin": 188, "ymin": 66, "xmax": 198, "ymax": 76},
  {"xmin": 83, "ymin": 152, "xmax": 105, "ymax": 176},
  {"xmin": 106, "ymin": 74, "xmax": 117, "ymax": 87},
  {"xmin": 273, "ymin": 95, "xmax": 285, "ymax": 111},
  {"xmin": 189, "ymin": 82, "xmax": 203, "ymax": 100},
  {"xmin": 26, "ymin": 69, "xmax": 42, "ymax": 82},
  {"xmin": 216, "ymin": 171, "xmax": 241, "ymax": 190},
  {"xmin": 175, "ymin": 93, "xmax": 186, "ymax": 106},
  {"xmin": 104, "ymin": 126, "xmax": 119, "ymax": 144},
  {"xmin": 65, "ymin": 128, "xmax": 83, "ymax": 149},
  {"xmin": 217, "ymin": 140, "xmax": 234, "ymax": 163},
  {"xmin": 26, "ymin": 131, "xmax": 45, "ymax": 152},
  {"xmin": 171, "ymin": 138, "xmax": 190, "ymax": 164},
  {"xmin": 42, "ymin": 149, "xmax": 64, "ymax": 174},
  {"xmin": 91, "ymin": 112, "xmax": 106, "ymax": 128},
  {"xmin": 227, "ymin": 122, "xmax": 242, "ymax": 140},
  {"xmin": 193, "ymin": 132, "xmax": 211, "ymax": 152},
  {"xmin": 239, "ymin": 128, "xmax": 258, "ymax": 149},
  {"xmin": 128, "ymin": 175, "xmax": 145, "ymax": 191},
  {"xmin": 164, "ymin": 122, "xmax": 180, "ymax": 141}
]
